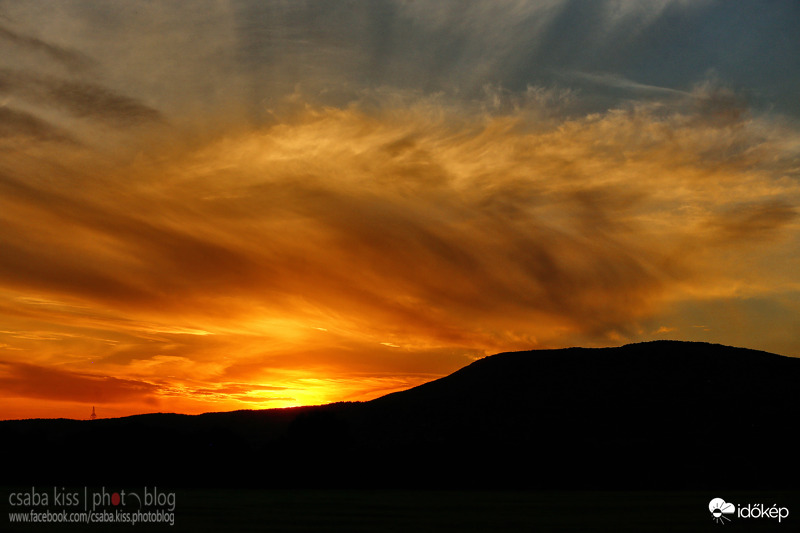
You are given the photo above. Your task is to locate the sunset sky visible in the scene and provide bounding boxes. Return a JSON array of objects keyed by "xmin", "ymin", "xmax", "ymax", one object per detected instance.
[{"xmin": 1, "ymin": 1, "xmax": 799, "ymax": 419}]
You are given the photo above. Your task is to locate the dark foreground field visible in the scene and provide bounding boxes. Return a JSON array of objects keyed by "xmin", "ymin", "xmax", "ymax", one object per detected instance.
[{"xmin": 3, "ymin": 341, "xmax": 800, "ymax": 531}]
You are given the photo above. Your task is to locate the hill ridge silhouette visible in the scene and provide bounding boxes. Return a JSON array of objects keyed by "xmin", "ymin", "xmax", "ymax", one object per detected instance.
[{"xmin": 2, "ymin": 340, "xmax": 798, "ymax": 489}]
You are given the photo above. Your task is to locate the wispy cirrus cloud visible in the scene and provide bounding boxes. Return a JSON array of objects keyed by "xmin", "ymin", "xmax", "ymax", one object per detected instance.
[{"xmin": 2, "ymin": 86, "xmax": 798, "ymax": 351}]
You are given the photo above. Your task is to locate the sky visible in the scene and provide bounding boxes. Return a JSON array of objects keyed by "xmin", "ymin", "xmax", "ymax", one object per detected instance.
[{"xmin": 1, "ymin": 0, "xmax": 799, "ymax": 419}]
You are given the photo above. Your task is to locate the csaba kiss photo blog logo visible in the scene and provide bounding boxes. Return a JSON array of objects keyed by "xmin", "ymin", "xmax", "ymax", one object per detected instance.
[
  {"xmin": 708, "ymin": 497, "xmax": 790, "ymax": 525},
  {"xmin": 7, "ymin": 486, "xmax": 176, "ymax": 526}
]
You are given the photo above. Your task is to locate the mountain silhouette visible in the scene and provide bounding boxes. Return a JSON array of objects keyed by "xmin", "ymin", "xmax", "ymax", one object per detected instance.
[{"xmin": 2, "ymin": 341, "xmax": 798, "ymax": 489}]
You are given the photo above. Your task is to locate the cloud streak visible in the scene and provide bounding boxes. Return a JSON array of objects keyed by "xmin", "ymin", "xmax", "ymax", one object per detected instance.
[
  {"xmin": 0, "ymin": 360, "xmax": 159, "ymax": 403},
  {"xmin": 0, "ymin": 106, "xmax": 77, "ymax": 144},
  {"xmin": 0, "ymin": 68, "xmax": 163, "ymax": 127},
  {"xmin": 0, "ymin": 24, "xmax": 93, "ymax": 72},
  {"xmin": 3, "ymin": 88, "xmax": 798, "ymax": 348}
]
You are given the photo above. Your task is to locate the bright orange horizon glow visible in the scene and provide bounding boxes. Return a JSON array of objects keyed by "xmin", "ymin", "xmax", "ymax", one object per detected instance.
[{"xmin": 1, "ymin": 2, "xmax": 799, "ymax": 420}]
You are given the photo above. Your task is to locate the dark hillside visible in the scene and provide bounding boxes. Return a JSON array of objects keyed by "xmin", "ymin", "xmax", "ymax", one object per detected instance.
[
  {"xmin": 2, "ymin": 341, "xmax": 797, "ymax": 489},
  {"xmin": 345, "ymin": 341, "xmax": 800, "ymax": 488}
]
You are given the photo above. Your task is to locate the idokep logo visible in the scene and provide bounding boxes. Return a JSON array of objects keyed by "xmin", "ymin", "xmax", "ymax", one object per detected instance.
[
  {"xmin": 708, "ymin": 497, "xmax": 790, "ymax": 525},
  {"xmin": 709, "ymin": 498, "xmax": 735, "ymax": 524}
]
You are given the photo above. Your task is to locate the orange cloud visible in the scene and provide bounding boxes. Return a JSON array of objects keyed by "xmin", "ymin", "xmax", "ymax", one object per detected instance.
[
  {"xmin": 1, "ymin": 84, "xmax": 799, "ymax": 418},
  {"xmin": 0, "ymin": 360, "xmax": 159, "ymax": 403}
]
